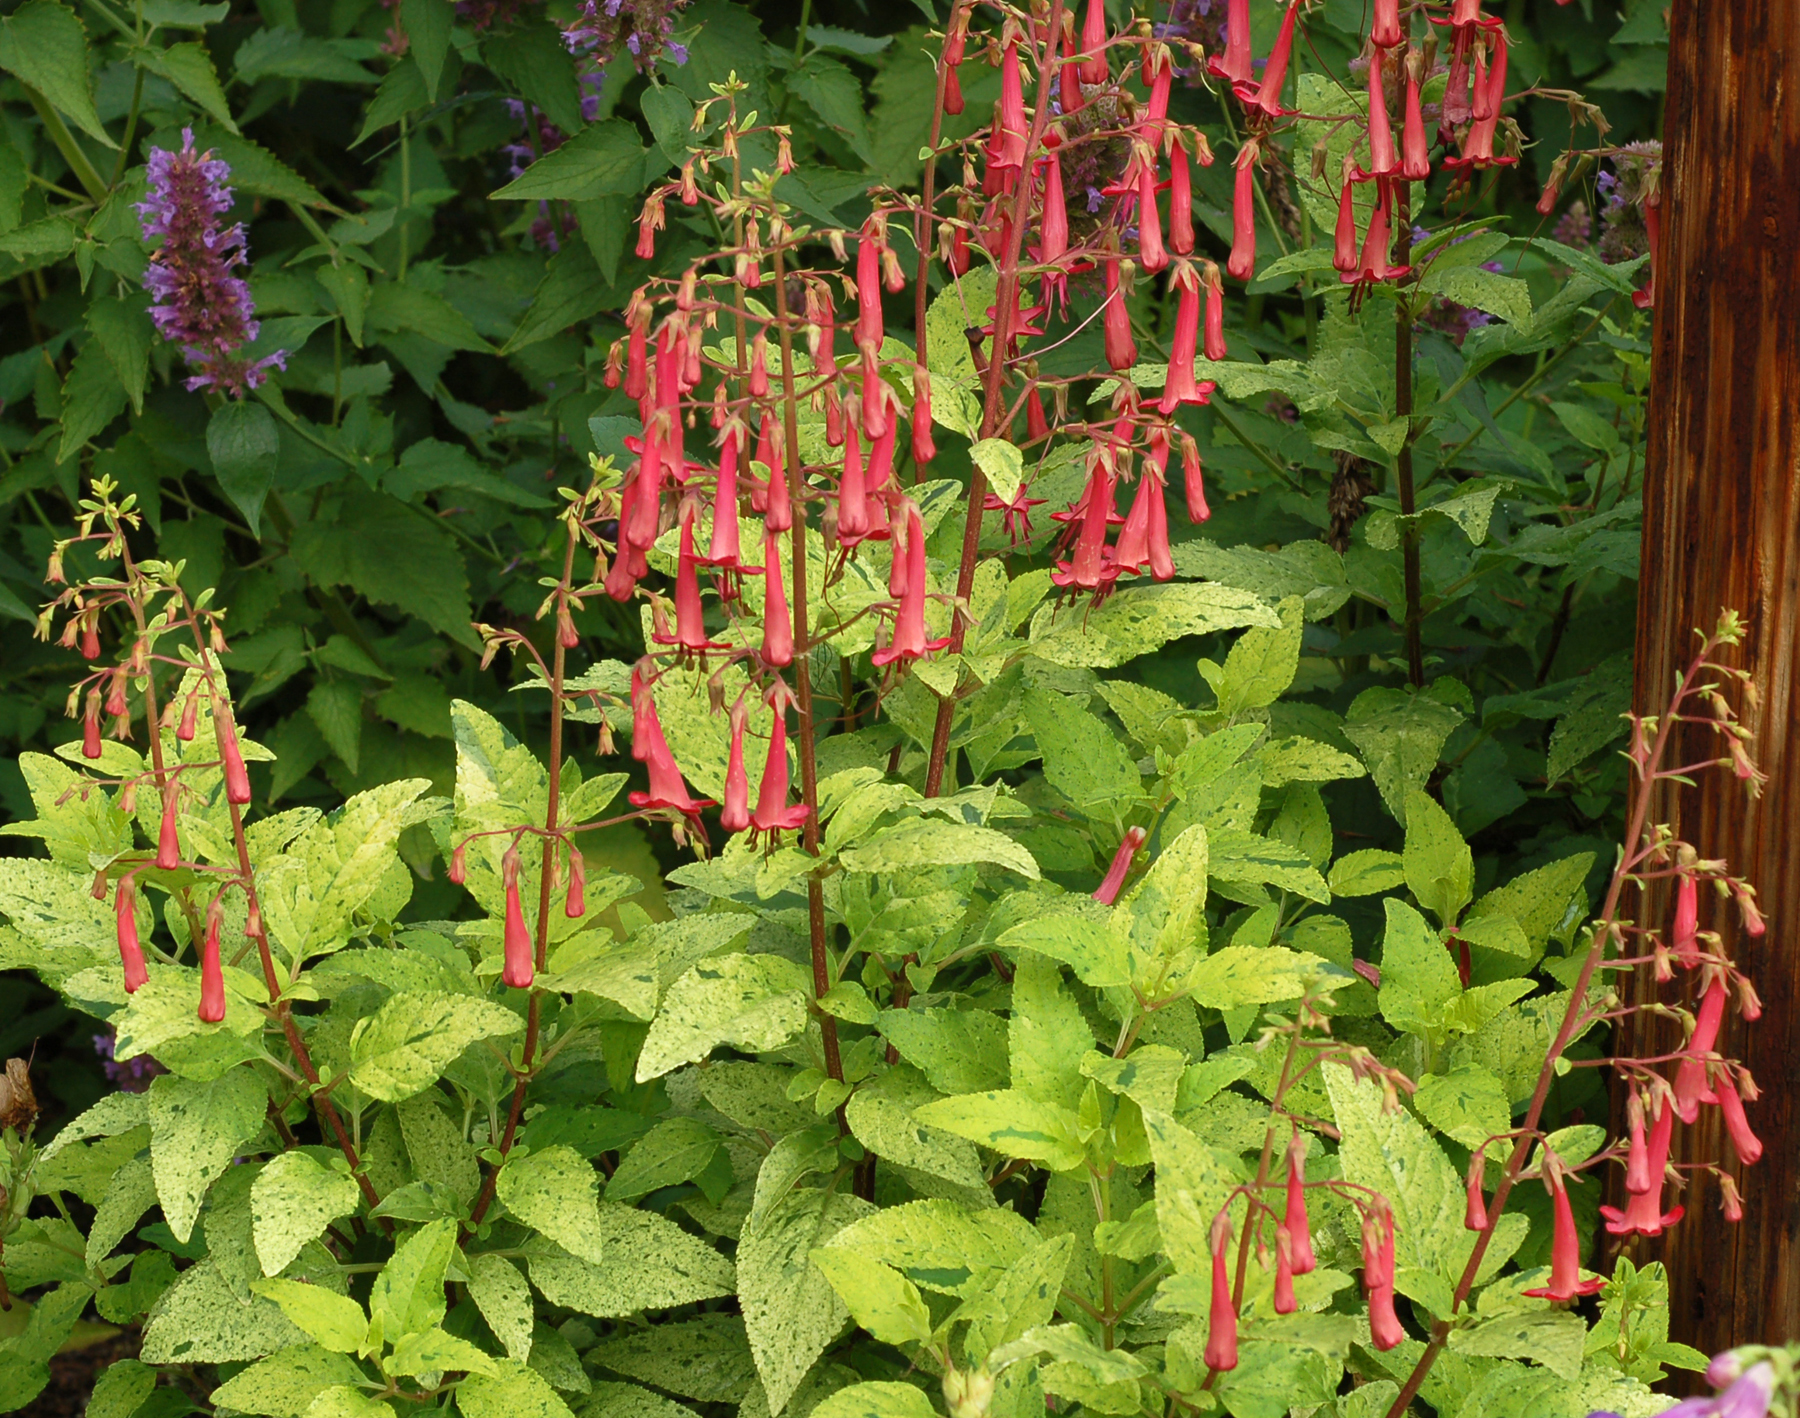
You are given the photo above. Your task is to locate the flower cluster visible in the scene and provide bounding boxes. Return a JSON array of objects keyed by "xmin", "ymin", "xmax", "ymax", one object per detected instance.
[
  {"xmin": 564, "ymin": 0, "xmax": 690, "ymax": 79},
  {"xmin": 136, "ymin": 131, "xmax": 286, "ymax": 398}
]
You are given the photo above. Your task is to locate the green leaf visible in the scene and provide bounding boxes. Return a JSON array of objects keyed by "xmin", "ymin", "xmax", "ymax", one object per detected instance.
[
  {"xmin": 809, "ymin": 1383, "xmax": 938, "ymax": 1418},
  {"xmin": 251, "ymin": 1279, "xmax": 368, "ymax": 1354},
  {"xmin": 491, "ymin": 119, "xmax": 648, "ymax": 200},
  {"xmin": 741, "ymin": 1189, "xmax": 872, "ymax": 1415},
  {"xmin": 251, "ymin": 1151, "xmax": 361, "ymax": 1277},
  {"xmin": 368, "ymin": 1217, "xmax": 456, "ymax": 1341},
  {"xmin": 1550, "ymin": 400, "xmax": 1622, "ymax": 455},
  {"xmin": 367, "ymin": 281, "xmax": 493, "ymax": 352},
  {"xmin": 0, "ymin": 0, "xmax": 116, "ymax": 148},
  {"xmin": 823, "ymin": 1199, "xmax": 1038, "ymax": 1296},
  {"xmin": 354, "ymin": 60, "xmax": 427, "ymax": 144},
  {"xmin": 788, "ymin": 53, "xmax": 873, "ymax": 163},
  {"xmin": 303, "ymin": 1387, "xmax": 394, "ymax": 1418},
  {"xmin": 399, "ymin": 0, "xmax": 451, "ymax": 98},
  {"xmin": 605, "ymin": 1116, "xmax": 721, "ymax": 1202},
  {"xmin": 86, "ymin": 294, "xmax": 153, "ymax": 413},
  {"xmin": 1198, "ymin": 596, "xmax": 1304, "ymax": 716},
  {"xmin": 524, "ymin": 1204, "xmax": 735, "ymax": 1318},
  {"xmin": 498, "ymin": 1144, "xmax": 604, "ymax": 1260},
  {"xmin": 1378, "ymin": 898, "xmax": 1461, "ymax": 1035},
  {"xmin": 1402, "ymin": 790, "xmax": 1473, "ymax": 928},
  {"xmin": 840, "ymin": 819, "xmax": 1041, "ymax": 880},
  {"xmin": 1206, "ymin": 828, "xmax": 1330, "ymax": 903},
  {"xmin": 1421, "ymin": 265, "xmax": 1533, "ymax": 328},
  {"xmin": 207, "ymin": 400, "xmax": 281, "ymax": 537},
  {"xmin": 1187, "ymin": 944, "xmax": 1329, "ymax": 1010},
  {"xmin": 131, "ymin": 41, "xmax": 236, "ymax": 131},
  {"xmin": 1028, "ymin": 583, "xmax": 1279, "ymax": 668},
  {"xmin": 58, "ymin": 339, "xmax": 127, "ymax": 463},
  {"xmin": 1174, "ymin": 540, "xmax": 1351, "ymax": 622},
  {"xmin": 876, "ymin": 1007, "xmax": 1009, "ymax": 1095},
  {"xmin": 637, "ymin": 952, "xmax": 809, "ymax": 1081},
  {"xmin": 1547, "ymin": 670, "xmax": 1632, "ymax": 783},
  {"xmin": 639, "ymin": 81, "xmax": 694, "ymax": 163},
  {"xmin": 1007, "ymin": 949, "xmax": 1094, "ymax": 1112},
  {"xmin": 209, "ymin": 1345, "xmax": 369, "ymax": 1418},
  {"xmin": 1255, "ymin": 737, "xmax": 1366, "ymax": 785},
  {"xmin": 469, "ymin": 1254, "xmax": 534, "ymax": 1361},
  {"xmin": 388, "ymin": 1328, "xmax": 501, "ymax": 1379},
  {"xmin": 483, "ymin": 15, "xmax": 584, "ymax": 132},
  {"xmin": 348, "ymin": 992, "xmax": 522, "ymax": 1101},
  {"xmin": 911, "ymin": 1090, "xmax": 1085, "ymax": 1171},
  {"xmin": 87, "ymin": 1360, "xmax": 156, "ymax": 1418},
  {"xmin": 147, "ymin": 1069, "xmax": 267, "ymax": 1243},
  {"xmin": 844, "ymin": 1066, "xmax": 988, "ymax": 1192},
  {"xmin": 0, "ymin": 213, "xmax": 76, "ymax": 266},
  {"xmin": 1449, "ymin": 1309, "xmax": 1587, "ymax": 1382},
  {"xmin": 505, "ymin": 242, "xmax": 618, "ymax": 353},
  {"xmin": 969, "ymin": 438, "xmax": 1024, "ymax": 505},
  {"xmin": 317, "ymin": 263, "xmax": 368, "ymax": 346},
  {"xmin": 1327, "ymin": 849, "xmax": 1404, "ymax": 897},
  {"xmin": 191, "ymin": 126, "xmax": 331, "ymax": 207},
  {"xmin": 811, "ymin": 1247, "xmax": 932, "ymax": 1348},
  {"xmin": 1021, "ymin": 688, "xmax": 1140, "ymax": 816},
  {"xmin": 457, "ymin": 1360, "xmax": 580, "ymax": 1418},
  {"xmin": 1000, "ymin": 911, "xmax": 1128, "ymax": 989},
  {"xmin": 141, "ymin": 1259, "xmax": 309, "ymax": 1362},
  {"xmin": 1342, "ymin": 688, "xmax": 1464, "ymax": 825},
  {"xmin": 306, "ymin": 679, "xmax": 364, "ymax": 774},
  {"xmin": 290, "ymin": 489, "xmax": 476, "ymax": 647},
  {"xmin": 1466, "ymin": 853, "xmax": 1594, "ymax": 958},
  {"xmin": 1413, "ymin": 1064, "xmax": 1509, "ymax": 1156}
]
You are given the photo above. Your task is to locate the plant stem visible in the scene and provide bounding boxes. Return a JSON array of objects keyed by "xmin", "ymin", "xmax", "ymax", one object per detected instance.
[
  {"xmin": 23, "ymin": 87, "xmax": 109, "ymax": 203},
  {"xmin": 1393, "ymin": 189, "xmax": 1424, "ymax": 688},
  {"xmin": 923, "ymin": 0, "xmax": 1067, "ymax": 798}
]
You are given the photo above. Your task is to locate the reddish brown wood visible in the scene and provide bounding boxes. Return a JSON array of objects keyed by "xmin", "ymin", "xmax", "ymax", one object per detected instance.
[{"xmin": 1625, "ymin": 0, "xmax": 1800, "ymax": 1353}]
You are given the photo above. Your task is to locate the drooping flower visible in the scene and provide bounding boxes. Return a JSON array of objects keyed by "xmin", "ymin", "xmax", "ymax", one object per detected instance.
[
  {"xmin": 138, "ymin": 131, "xmax": 288, "ymax": 397},
  {"xmin": 721, "ymin": 700, "xmax": 752, "ymax": 832},
  {"xmin": 215, "ymin": 699, "xmax": 252, "ymax": 806},
  {"xmin": 1601, "ymin": 1095, "xmax": 1685, "ymax": 1237},
  {"xmin": 704, "ymin": 423, "xmax": 745, "ymax": 572},
  {"xmin": 1094, "ymin": 826, "xmax": 1147, "ymax": 904},
  {"xmin": 1227, "ymin": 145, "xmax": 1258, "ymax": 281},
  {"xmin": 749, "ymin": 698, "xmax": 809, "ymax": 835},
  {"xmin": 501, "ymin": 847, "xmax": 534, "ymax": 988},
  {"xmin": 1103, "ymin": 250, "xmax": 1138, "ymax": 371},
  {"xmin": 116, "ymin": 877, "xmax": 149, "ymax": 993},
  {"xmin": 1400, "ymin": 50, "xmax": 1431, "ymax": 180},
  {"xmin": 1625, "ymin": 1093, "xmax": 1653, "ymax": 1194},
  {"xmin": 1247, "ymin": 0, "xmax": 1301, "ymax": 118},
  {"xmin": 760, "ymin": 532, "xmax": 794, "ymax": 668},
  {"xmin": 837, "ymin": 424, "xmax": 872, "ymax": 547},
  {"xmin": 1273, "ymin": 1225, "xmax": 1297, "ymax": 1314},
  {"xmin": 1717, "ymin": 1071, "xmax": 1763, "ymax": 1167},
  {"xmin": 1207, "ymin": 0, "xmax": 1253, "ymax": 90},
  {"xmin": 82, "ymin": 692, "xmax": 103, "ymax": 760},
  {"xmin": 1181, "ymin": 433, "xmax": 1211, "ymax": 523},
  {"xmin": 1284, "ymin": 1132, "xmax": 1318, "ymax": 1272},
  {"xmin": 872, "ymin": 504, "xmax": 952, "ymax": 667},
  {"xmin": 1159, "ymin": 264, "xmax": 1216, "ymax": 415},
  {"xmin": 1362, "ymin": 50, "xmax": 1397, "ymax": 179},
  {"xmin": 1371, "ymin": 0, "xmax": 1401, "ymax": 48},
  {"xmin": 1367, "ymin": 1278, "xmax": 1405, "ymax": 1350},
  {"xmin": 1078, "ymin": 0, "xmax": 1109, "ymax": 85},
  {"xmin": 1333, "ymin": 167, "xmax": 1361, "ymax": 274},
  {"xmin": 1204, "ymin": 1214, "xmax": 1238, "ymax": 1371},
  {"xmin": 198, "ymin": 897, "xmax": 226, "ymax": 1023},
  {"xmin": 156, "ymin": 785, "xmax": 182, "ymax": 869},
  {"xmin": 1673, "ymin": 872, "xmax": 1701, "ymax": 965},
  {"xmin": 1465, "ymin": 1150, "xmax": 1489, "ymax": 1230},
  {"xmin": 1137, "ymin": 156, "xmax": 1168, "ymax": 274},
  {"xmin": 912, "ymin": 367, "xmax": 938, "ymax": 467},
  {"xmin": 627, "ymin": 667, "xmax": 713, "ymax": 819},
  {"xmin": 564, "ymin": 848, "xmax": 586, "ymax": 919},
  {"xmin": 1202, "ymin": 263, "xmax": 1227, "ymax": 361},
  {"xmin": 758, "ymin": 414, "xmax": 793, "ymax": 533},
  {"xmin": 1523, "ymin": 1167, "xmax": 1604, "ymax": 1300},
  {"xmin": 1674, "ymin": 976, "xmax": 1728, "ymax": 1122},
  {"xmin": 1168, "ymin": 136, "xmax": 1195, "ymax": 256},
  {"xmin": 658, "ymin": 504, "xmax": 728, "ymax": 653}
]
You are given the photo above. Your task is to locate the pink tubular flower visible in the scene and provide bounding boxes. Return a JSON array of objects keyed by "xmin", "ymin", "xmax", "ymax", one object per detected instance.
[
  {"xmin": 1078, "ymin": 0, "xmax": 1108, "ymax": 85},
  {"xmin": 750, "ymin": 699, "xmax": 810, "ymax": 835},
  {"xmin": 1284, "ymin": 1133, "xmax": 1318, "ymax": 1272},
  {"xmin": 1057, "ymin": 450, "xmax": 1119, "ymax": 592},
  {"xmin": 872, "ymin": 504, "xmax": 951, "ymax": 667},
  {"xmin": 627, "ymin": 668, "xmax": 714, "ymax": 819},
  {"xmin": 1674, "ymin": 977, "xmax": 1728, "ymax": 1122},
  {"xmin": 856, "ymin": 229, "xmax": 884, "ymax": 353},
  {"xmin": 1363, "ymin": 52, "xmax": 1397, "ymax": 179},
  {"xmin": 1625, "ymin": 1093, "xmax": 1653, "ymax": 1194},
  {"xmin": 1160, "ymin": 265, "xmax": 1213, "ymax": 415},
  {"xmin": 83, "ymin": 695, "xmax": 103, "ymax": 759},
  {"xmin": 198, "ymin": 899, "xmax": 226, "ymax": 1023},
  {"xmin": 501, "ymin": 848, "xmax": 533, "ymax": 988},
  {"xmin": 1633, "ymin": 193, "xmax": 1660, "ymax": 310},
  {"xmin": 1718, "ymin": 1073, "xmax": 1762, "ymax": 1166},
  {"xmin": 1465, "ymin": 1151, "xmax": 1489, "ymax": 1230},
  {"xmin": 1114, "ymin": 471, "xmax": 1156, "ymax": 576},
  {"xmin": 705, "ymin": 424, "xmax": 743, "ymax": 569},
  {"xmin": 1602, "ymin": 1096, "xmax": 1685, "ymax": 1237},
  {"xmin": 1347, "ymin": 179, "xmax": 1410, "ymax": 285},
  {"xmin": 1041, "ymin": 150, "xmax": 1071, "ymax": 275},
  {"xmin": 1182, "ymin": 434, "xmax": 1211, "ymax": 523},
  {"xmin": 995, "ymin": 41, "xmax": 1029, "ymax": 173},
  {"xmin": 1103, "ymin": 251, "xmax": 1137, "ymax": 372},
  {"xmin": 624, "ymin": 315, "xmax": 650, "ymax": 401},
  {"xmin": 1202, "ymin": 263, "xmax": 1227, "ymax": 362},
  {"xmin": 1227, "ymin": 146, "xmax": 1258, "ymax": 281},
  {"xmin": 1168, "ymin": 137, "xmax": 1195, "ymax": 256},
  {"xmin": 721, "ymin": 701, "xmax": 752, "ymax": 832},
  {"xmin": 912, "ymin": 367, "xmax": 937, "ymax": 467},
  {"xmin": 1137, "ymin": 158, "xmax": 1168, "ymax": 274},
  {"xmin": 662, "ymin": 506, "xmax": 727, "ymax": 653},
  {"xmin": 1273, "ymin": 1225, "xmax": 1297, "ymax": 1314},
  {"xmin": 1208, "ymin": 0, "xmax": 1253, "ymax": 89},
  {"xmin": 1204, "ymin": 1214, "xmax": 1238, "ymax": 1371},
  {"xmin": 1368, "ymin": 1280, "xmax": 1405, "ymax": 1351},
  {"xmin": 116, "ymin": 878, "xmax": 149, "ymax": 993},
  {"xmin": 1094, "ymin": 826, "xmax": 1147, "ymax": 904},
  {"xmin": 760, "ymin": 532, "xmax": 794, "ymax": 668},
  {"xmin": 565, "ymin": 848, "xmax": 586, "ymax": 919},
  {"xmin": 1400, "ymin": 52, "xmax": 1431, "ymax": 180},
  {"xmin": 1333, "ymin": 165, "xmax": 1360, "ymax": 274},
  {"xmin": 1141, "ymin": 48, "xmax": 1173, "ymax": 144},
  {"xmin": 758, "ymin": 415, "xmax": 793, "ymax": 533},
  {"xmin": 1673, "ymin": 873, "xmax": 1700, "ymax": 965},
  {"xmin": 1248, "ymin": 0, "xmax": 1301, "ymax": 118},
  {"xmin": 1523, "ymin": 1169, "xmax": 1604, "ymax": 1300},
  {"xmin": 1361, "ymin": 1204, "xmax": 1395, "ymax": 1293},
  {"xmin": 216, "ymin": 700, "xmax": 250, "ymax": 803},
  {"xmin": 1371, "ymin": 0, "xmax": 1401, "ymax": 47},
  {"xmin": 837, "ymin": 424, "xmax": 872, "ymax": 547},
  {"xmin": 156, "ymin": 788, "xmax": 181, "ymax": 870}
]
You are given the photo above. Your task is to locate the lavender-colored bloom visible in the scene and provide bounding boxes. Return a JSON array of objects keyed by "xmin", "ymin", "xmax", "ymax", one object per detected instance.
[
  {"xmin": 1714, "ymin": 1363, "xmax": 1776, "ymax": 1418},
  {"xmin": 563, "ymin": 0, "xmax": 691, "ymax": 79},
  {"xmin": 137, "ymin": 130, "xmax": 286, "ymax": 398},
  {"xmin": 94, "ymin": 1031, "xmax": 166, "ymax": 1092}
]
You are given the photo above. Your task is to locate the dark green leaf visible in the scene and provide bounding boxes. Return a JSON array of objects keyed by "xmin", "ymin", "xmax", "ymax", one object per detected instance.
[
  {"xmin": 57, "ymin": 339, "xmax": 127, "ymax": 464},
  {"xmin": 206, "ymin": 399, "xmax": 280, "ymax": 537},
  {"xmin": 400, "ymin": 0, "xmax": 453, "ymax": 100},
  {"xmin": 788, "ymin": 53, "xmax": 874, "ymax": 165},
  {"xmin": 483, "ymin": 16, "xmax": 585, "ymax": 133},
  {"xmin": 306, "ymin": 679, "xmax": 364, "ymax": 774},
  {"xmin": 85, "ymin": 293, "xmax": 153, "ymax": 413},
  {"xmin": 491, "ymin": 119, "xmax": 650, "ymax": 201},
  {"xmin": 131, "ymin": 42, "xmax": 237, "ymax": 132},
  {"xmin": 0, "ymin": 0, "xmax": 115, "ymax": 149}
]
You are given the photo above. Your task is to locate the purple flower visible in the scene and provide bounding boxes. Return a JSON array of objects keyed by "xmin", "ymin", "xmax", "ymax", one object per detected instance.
[
  {"xmin": 93, "ymin": 1031, "xmax": 165, "ymax": 1092},
  {"xmin": 563, "ymin": 0, "xmax": 691, "ymax": 78},
  {"xmin": 1714, "ymin": 1363, "xmax": 1776, "ymax": 1418},
  {"xmin": 137, "ymin": 130, "xmax": 286, "ymax": 398}
]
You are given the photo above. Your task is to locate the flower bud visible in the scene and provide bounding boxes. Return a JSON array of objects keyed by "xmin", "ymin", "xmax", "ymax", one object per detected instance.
[
  {"xmin": 116, "ymin": 877, "xmax": 149, "ymax": 993},
  {"xmin": 198, "ymin": 898, "xmax": 226, "ymax": 1023},
  {"xmin": 1203, "ymin": 1213, "xmax": 1238, "ymax": 1371}
]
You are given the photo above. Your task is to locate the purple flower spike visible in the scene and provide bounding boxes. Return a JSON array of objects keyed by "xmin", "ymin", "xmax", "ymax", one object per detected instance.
[
  {"xmin": 137, "ymin": 129, "xmax": 286, "ymax": 399},
  {"xmin": 1715, "ymin": 1363, "xmax": 1776, "ymax": 1418}
]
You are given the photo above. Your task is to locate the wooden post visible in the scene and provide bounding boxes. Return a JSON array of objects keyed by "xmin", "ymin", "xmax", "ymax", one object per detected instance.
[{"xmin": 1626, "ymin": 0, "xmax": 1800, "ymax": 1353}]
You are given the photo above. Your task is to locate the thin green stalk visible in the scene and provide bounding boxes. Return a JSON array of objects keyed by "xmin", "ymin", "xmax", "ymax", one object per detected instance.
[
  {"xmin": 110, "ymin": 69, "xmax": 145, "ymax": 189},
  {"xmin": 24, "ymin": 88, "xmax": 109, "ymax": 202}
]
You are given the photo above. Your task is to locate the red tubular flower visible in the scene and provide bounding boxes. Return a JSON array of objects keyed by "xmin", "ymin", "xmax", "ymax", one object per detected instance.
[
  {"xmin": 1673, "ymin": 873, "xmax": 1700, "ymax": 965},
  {"xmin": 749, "ymin": 333, "xmax": 770, "ymax": 397},
  {"xmin": 1094, "ymin": 825, "xmax": 1147, "ymax": 904},
  {"xmin": 1633, "ymin": 193, "xmax": 1660, "ymax": 310},
  {"xmin": 82, "ymin": 694, "xmax": 103, "ymax": 759},
  {"xmin": 1371, "ymin": 0, "xmax": 1401, "ymax": 47},
  {"xmin": 1112, "ymin": 458, "xmax": 1173, "ymax": 583},
  {"xmin": 760, "ymin": 532, "xmax": 795, "ymax": 668},
  {"xmin": 861, "ymin": 351, "xmax": 890, "ymax": 442},
  {"xmin": 156, "ymin": 787, "xmax": 181, "ymax": 869},
  {"xmin": 1058, "ymin": 451, "xmax": 1118, "ymax": 591},
  {"xmin": 213, "ymin": 700, "xmax": 251, "ymax": 805},
  {"xmin": 1718, "ymin": 1073, "xmax": 1763, "ymax": 1166},
  {"xmin": 625, "ymin": 316, "xmax": 650, "ymax": 401},
  {"xmin": 1625, "ymin": 1093, "xmax": 1653, "ymax": 1194},
  {"xmin": 1168, "ymin": 137, "xmax": 1194, "ymax": 255},
  {"xmin": 1273, "ymin": 1225, "xmax": 1297, "ymax": 1315},
  {"xmin": 501, "ymin": 849, "xmax": 533, "ymax": 988},
  {"xmin": 565, "ymin": 848, "xmax": 585, "ymax": 919},
  {"xmin": 1347, "ymin": 179, "xmax": 1410, "ymax": 285},
  {"xmin": 627, "ymin": 668, "xmax": 714, "ymax": 819},
  {"xmin": 662, "ymin": 506, "xmax": 727, "ymax": 652},
  {"xmin": 996, "ymin": 41, "xmax": 1029, "ymax": 174},
  {"xmin": 1400, "ymin": 52, "xmax": 1431, "ymax": 180},
  {"xmin": 1042, "ymin": 151, "xmax": 1070, "ymax": 273},
  {"xmin": 1137, "ymin": 158, "xmax": 1167, "ymax": 274},
  {"xmin": 872, "ymin": 504, "xmax": 951, "ymax": 667},
  {"xmin": 1078, "ymin": 0, "xmax": 1108, "ymax": 85},
  {"xmin": 1227, "ymin": 147, "xmax": 1257, "ymax": 281},
  {"xmin": 198, "ymin": 898, "xmax": 227, "ymax": 1022},
  {"xmin": 1284, "ymin": 1133, "xmax": 1318, "ymax": 1272},
  {"xmin": 177, "ymin": 691, "xmax": 198, "ymax": 741},
  {"xmin": 1209, "ymin": 0, "xmax": 1253, "ymax": 89},
  {"xmin": 1114, "ymin": 472, "xmax": 1154, "ymax": 575},
  {"xmin": 116, "ymin": 877, "xmax": 148, "ymax": 993},
  {"xmin": 912, "ymin": 368, "xmax": 937, "ymax": 467},
  {"xmin": 706, "ymin": 425, "xmax": 743, "ymax": 570},
  {"xmin": 1602, "ymin": 1097, "xmax": 1685, "ymax": 1236},
  {"xmin": 1141, "ymin": 50, "xmax": 1173, "ymax": 144},
  {"xmin": 721, "ymin": 700, "xmax": 752, "ymax": 832},
  {"xmin": 856, "ymin": 231, "xmax": 884, "ymax": 353},
  {"xmin": 1027, "ymin": 386, "xmax": 1051, "ymax": 443},
  {"xmin": 942, "ymin": 6, "xmax": 967, "ymax": 114},
  {"xmin": 1465, "ymin": 1151, "xmax": 1490, "ymax": 1230},
  {"xmin": 1103, "ymin": 251, "xmax": 1137, "ymax": 371},
  {"xmin": 80, "ymin": 615, "xmax": 100, "ymax": 660},
  {"xmin": 1363, "ymin": 51, "xmax": 1396, "ymax": 179},
  {"xmin": 1333, "ymin": 169, "xmax": 1360, "ymax": 273},
  {"xmin": 1202, "ymin": 264, "xmax": 1227, "ymax": 361},
  {"xmin": 1057, "ymin": 16, "xmax": 1084, "ymax": 113},
  {"xmin": 1204, "ymin": 1215, "xmax": 1238, "ymax": 1372},
  {"xmin": 1248, "ymin": 0, "xmax": 1301, "ymax": 118},
  {"xmin": 1368, "ymin": 1281, "xmax": 1405, "ymax": 1350},
  {"xmin": 1182, "ymin": 435, "xmax": 1211, "ymax": 523},
  {"xmin": 1674, "ymin": 977, "xmax": 1728, "ymax": 1122},
  {"xmin": 750, "ymin": 699, "xmax": 810, "ymax": 835},
  {"xmin": 837, "ymin": 425, "xmax": 872, "ymax": 547},
  {"xmin": 1361, "ymin": 1205, "xmax": 1395, "ymax": 1293},
  {"xmin": 1522, "ymin": 1170, "xmax": 1604, "ymax": 1300},
  {"xmin": 1160, "ymin": 265, "xmax": 1213, "ymax": 415}
]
